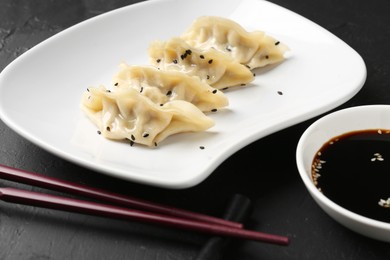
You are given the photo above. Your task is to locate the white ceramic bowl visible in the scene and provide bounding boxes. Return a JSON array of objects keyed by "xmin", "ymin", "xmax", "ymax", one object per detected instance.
[{"xmin": 296, "ymin": 105, "xmax": 390, "ymax": 242}]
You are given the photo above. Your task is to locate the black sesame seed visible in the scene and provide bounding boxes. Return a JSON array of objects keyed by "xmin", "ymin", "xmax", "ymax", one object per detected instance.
[
  {"xmin": 140, "ymin": 87, "xmax": 144, "ymax": 93},
  {"xmin": 208, "ymin": 59, "xmax": 213, "ymax": 64},
  {"xmin": 265, "ymin": 55, "xmax": 269, "ymax": 59},
  {"xmin": 245, "ymin": 65, "xmax": 251, "ymax": 69},
  {"xmin": 160, "ymin": 103, "xmax": 164, "ymax": 106},
  {"xmin": 87, "ymin": 88, "xmax": 90, "ymax": 92},
  {"xmin": 253, "ymin": 73, "xmax": 256, "ymax": 76},
  {"xmin": 106, "ymin": 126, "xmax": 110, "ymax": 131},
  {"xmin": 211, "ymin": 108, "xmax": 217, "ymax": 112},
  {"xmin": 212, "ymin": 89, "xmax": 217, "ymax": 94},
  {"xmin": 173, "ymin": 59, "xmax": 178, "ymax": 64},
  {"xmin": 240, "ymin": 84, "xmax": 246, "ymax": 86},
  {"xmin": 199, "ymin": 146, "xmax": 205, "ymax": 149},
  {"xmin": 106, "ymin": 90, "xmax": 111, "ymax": 93},
  {"xmin": 131, "ymin": 134, "xmax": 136, "ymax": 141},
  {"xmin": 143, "ymin": 133, "xmax": 149, "ymax": 138},
  {"xmin": 226, "ymin": 46, "xmax": 232, "ymax": 52},
  {"xmin": 114, "ymin": 82, "xmax": 118, "ymax": 86},
  {"xmin": 156, "ymin": 59, "xmax": 161, "ymax": 63},
  {"xmin": 166, "ymin": 90, "xmax": 172, "ymax": 96},
  {"xmin": 181, "ymin": 50, "xmax": 192, "ymax": 60},
  {"xmin": 277, "ymin": 91, "xmax": 283, "ymax": 95},
  {"xmin": 206, "ymin": 75, "xmax": 210, "ymax": 80},
  {"xmin": 130, "ymin": 140, "xmax": 134, "ymax": 146},
  {"xmin": 154, "ymin": 142, "xmax": 158, "ymax": 147},
  {"xmin": 221, "ymin": 87, "xmax": 229, "ymax": 91},
  {"xmin": 200, "ymin": 55, "xmax": 205, "ymax": 59},
  {"xmin": 275, "ymin": 41, "xmax": 280, "ymax": 46},
  {"xmin": 97, "ymin": 130, "xmax": 101, "ymax": 135}
]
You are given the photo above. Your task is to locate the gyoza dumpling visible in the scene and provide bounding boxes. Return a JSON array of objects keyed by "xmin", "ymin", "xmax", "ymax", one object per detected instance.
[
  {"xmin": 181, "ymin": 16, "xmax": 289, "ymax": 69},
  {"xmin": 112, "ymin": 64, "xmax": 229, "ymax": 112},
  {"xmin": 81, "ymin": 86, "xmax": 214, "ymax": 146},
  {"xmin": 148, "ymin": 37, "xmax": 254, "ymax": 89}
]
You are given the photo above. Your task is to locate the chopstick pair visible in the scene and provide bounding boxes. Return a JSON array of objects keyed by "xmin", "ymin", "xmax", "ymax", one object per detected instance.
[{"xmin": 0, "ymin": 164, "xmax": 289, "ymax": 246}]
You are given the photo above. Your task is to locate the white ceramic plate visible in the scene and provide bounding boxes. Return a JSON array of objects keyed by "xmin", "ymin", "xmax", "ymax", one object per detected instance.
[{"xmin": 0, "ymin": 0, "xmax": 366, "ymax": 188}]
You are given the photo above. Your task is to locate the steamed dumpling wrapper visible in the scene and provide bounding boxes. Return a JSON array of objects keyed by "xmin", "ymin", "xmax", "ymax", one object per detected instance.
[
  {"xmin": 112, "ymin": 64, "xmax": 229, "ymax": 112},
  {"xmin": 148, "ymin": 37, "xmax": 254, "ymax": 89},
  {"xmin": 81, "ymin": 86, "xmax": 214, "ymax": 146},
  {"xmin": 181, "ymin": 16, "xmax": 289, "ymax": 69}
]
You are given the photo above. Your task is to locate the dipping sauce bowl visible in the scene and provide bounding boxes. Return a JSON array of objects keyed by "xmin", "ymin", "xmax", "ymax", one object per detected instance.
[{"xmin": 296, "ymin": 105, "xmax": 390, "ymax": 242}]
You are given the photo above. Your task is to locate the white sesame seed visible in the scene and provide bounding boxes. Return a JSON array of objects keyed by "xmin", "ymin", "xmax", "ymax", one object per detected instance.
[{"xmin": 378, "ymin": 198, "xmax": 390, "ymax": 208}]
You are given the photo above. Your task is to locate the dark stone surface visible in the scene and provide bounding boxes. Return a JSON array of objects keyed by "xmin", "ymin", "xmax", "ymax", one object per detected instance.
[{"xmin": 0, "ymin": 0, "xmax": 389, "ymax": 259}]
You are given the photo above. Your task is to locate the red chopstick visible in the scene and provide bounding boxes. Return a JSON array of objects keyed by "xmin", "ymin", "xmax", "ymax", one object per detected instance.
[
  {"xmin": 0, "ymin": 164, "xmax": 241, "ymax": 229},
  {"xmin": 0, "ymin": 187, "xmax": 289, "ymax": 245}
]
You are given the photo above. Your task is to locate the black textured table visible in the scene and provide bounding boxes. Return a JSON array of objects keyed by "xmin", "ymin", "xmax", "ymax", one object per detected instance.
[{"xmin": 1, "ymin": 0, "xmax": 390, "ymax": 259}]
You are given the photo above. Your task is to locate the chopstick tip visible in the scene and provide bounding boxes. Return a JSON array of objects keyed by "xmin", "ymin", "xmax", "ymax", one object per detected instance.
[{"xmin": 275, "ymin": 235, "xmax": 290, "ymax": 246}]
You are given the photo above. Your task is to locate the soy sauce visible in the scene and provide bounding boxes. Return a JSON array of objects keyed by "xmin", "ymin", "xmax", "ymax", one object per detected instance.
[{"xmin": 312, "ymin": 129, "xmax": 390, "ymax": 223}]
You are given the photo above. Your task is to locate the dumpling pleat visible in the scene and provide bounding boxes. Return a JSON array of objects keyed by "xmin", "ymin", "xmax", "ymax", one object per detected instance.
[
  {"xmin": 148, "ymin": 37, "xmax": 254, "ymax": 89},
  {"xmin": 81, "ymin": 86, "xmax": 214, "ymax": 146},
  {"xmin": 181, "ymin": 16, "xmax": 289, "ymax": 70},
  {"xmin": 112, "ymin": 64, "xmax": 229, "ymax": 112}
]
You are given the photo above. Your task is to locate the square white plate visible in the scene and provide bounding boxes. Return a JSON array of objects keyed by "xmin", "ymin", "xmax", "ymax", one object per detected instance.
[{"xmin": 0, "ymin": 0, "xmax": 366, "ymax": 188}]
